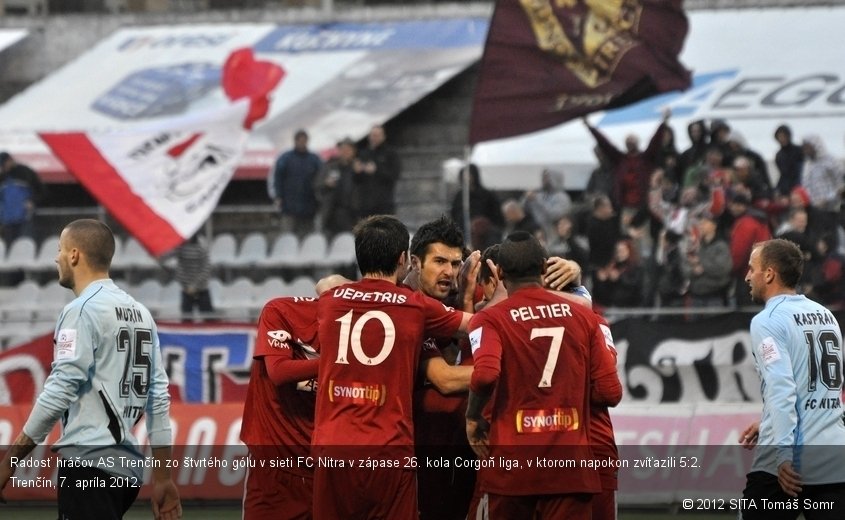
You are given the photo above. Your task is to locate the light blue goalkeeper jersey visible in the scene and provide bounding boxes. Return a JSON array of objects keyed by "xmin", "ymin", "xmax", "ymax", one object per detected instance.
[
  {"xmin": 23, "ymin": 279, "xmax": 172, "ymax": 479},
  {"xmin": 749, "ymin": 294, "xmax": 845, "ymax": 484}
]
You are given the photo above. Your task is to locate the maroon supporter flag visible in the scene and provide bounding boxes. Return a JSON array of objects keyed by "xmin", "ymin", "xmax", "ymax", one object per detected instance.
[{"xmin": 469, "ymin": 0, "xmax": 691, "ymax": 144}]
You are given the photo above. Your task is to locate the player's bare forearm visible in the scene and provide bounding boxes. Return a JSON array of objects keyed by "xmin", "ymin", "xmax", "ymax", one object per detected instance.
[
  {"xmin": 0, "ymin": 432, "xmax": 36, "ymax": 503},
  {"xmin": 738, "ymin": 421, "xmax": 759, "ymax": 450},
  {"xmin": 465, "ymin": 390, "xmax": 492, "ymax": 458},
  {"xmin": 422, "ymin": 358, "xmax": 472, "ymax": 394},
  {"xmin": 151, "ymin": 446, "xmax": 181, "ymax": 519}
]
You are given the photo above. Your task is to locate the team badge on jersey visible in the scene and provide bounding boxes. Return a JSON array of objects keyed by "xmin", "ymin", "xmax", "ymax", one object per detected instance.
[
  {"xmin": 55, "ymin": 329, "xmax": 77, "ymax": 361},
  {"xmin": 599, "ymin": 324, "xmax": 616, "ymax": 352},
  {"xmin": 469, "ymin": 327, "xmax": 483, "ymax": 354},
  {"xmin": 759, "ymin": 336, "xmax": 781, "ymax": 365},
  {"xmin": 267, "ymin": 329, "xmax": 293, "ymax": 349}
]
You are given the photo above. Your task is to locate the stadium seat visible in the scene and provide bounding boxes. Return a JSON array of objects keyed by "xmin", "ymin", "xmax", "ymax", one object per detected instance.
[
  {"xmin": 158, "ymin": 281, "xmax": 182, "ymax": 320},
  {"xmin": 216, "ymin": 277, "xmax": 256, "ymax": 318},
  {"xmin": 0, "ymin": 320, "xmax": 37, "ymax": 350},
  {"xmin": 33, "ymin": 282, "xmax": 73, "ymax": 321},
  {"xmin": 255, "ymin": 276, "xmax": 288, "ymax": 305},
  {"xmin": 286, "ymin": 276, "xmax": 316, "ymax": 298},
  {"xmin": 290, "ymin": 233, "xmax": 328, "ymax": 269},
  {"xmin": 129, "ymin": 279, "xmax": 164, "ymax": 315},
  {"xmin": 109, "ymin": 236, "xmax": 127, "ymax": 270},
  {"xmin": 210, "ymin": 233, "xmax": 238, "ymax": 267},
  {"xmin": 233, "ymin": 232, "xmax": 268, "ymax": 268},
  {"xmin": 320, "ymin": 232, "xmax": 356, "ymax": 268},
  {"xmin": 259, "ymin": 233, "xmax": 299, "ymax": 269},
  {"xmin": 122, "ymin": 238, "xmax": 159, "ymax": 270},
  {"xmin": 0, "ymin": 280, "xmax": 39, "ymax": 321},
  {"xmin": 25, "ymin": 235, "xmax": 60, "ymax": 275},
  {"xmin": 1, "ymin": 237, "xmax": 37, "ymax": 272}
]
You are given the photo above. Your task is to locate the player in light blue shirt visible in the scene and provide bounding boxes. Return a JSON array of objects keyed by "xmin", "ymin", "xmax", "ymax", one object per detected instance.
[
  {"xmin": 738, "ymin": 239, "xmax": 845, "ymax": 520},
  {"xmin": 0, "ymin": 219, "xmax": 181, "ymax": 519}
]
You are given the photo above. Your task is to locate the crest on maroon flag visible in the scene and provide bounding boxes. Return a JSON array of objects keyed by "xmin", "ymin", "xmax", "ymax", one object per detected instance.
[{"xmin": 469, "ymin": 0, "xmax": 691, "ymax": 144}]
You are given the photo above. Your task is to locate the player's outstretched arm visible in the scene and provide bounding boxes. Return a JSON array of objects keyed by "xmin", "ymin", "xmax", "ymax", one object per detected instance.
[
  {"xmin": 151, "ymin": 446, "xmax": 182, "ymax": 520},
  {"xmin": 421, "ymin": 357, "xmax": 472, "ymax": 395}
]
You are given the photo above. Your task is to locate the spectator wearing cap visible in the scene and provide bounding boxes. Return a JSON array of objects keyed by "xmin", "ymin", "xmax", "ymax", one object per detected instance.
[
  {"xmin": 0, "ymin": 151, "xmax": 44, "ymax": 244},
  {"xmin": 317, "ymin": 137, "xmax": 358, "ymax": 237},
  {"xmin": 727, "ymin": 191, "xmax": 771, "ymax": 307},
  {"xmin": 773, "ymin": 124, "xmax": 804, "ymax": 198},
  {"xmin": 725, "ymin": 131, "xmax": 772, "ymax": 195},
  {"xmin": 687, "ymin": 212, "xmax": 732, "ymax": 308},
  {"xmin": 521, "ymin": 168, "xmax": 572, "ymax": 241},
  {"xmin": 267, "ymin": 129, "xmax": 323, "ymax": 237}
]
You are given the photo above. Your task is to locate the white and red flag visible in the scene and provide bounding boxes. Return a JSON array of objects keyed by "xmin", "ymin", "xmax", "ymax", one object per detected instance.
[{"xmin": 40, "ymin": 49, "xmax": 284, "ymax": 256}]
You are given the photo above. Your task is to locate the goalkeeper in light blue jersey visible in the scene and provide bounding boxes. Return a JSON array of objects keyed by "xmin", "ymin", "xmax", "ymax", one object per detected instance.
[
  {"xmin": 0, "ymin": 219, "xmax": 181, "ymax": 520},
  {"xmin": 738, "ymin": 238, "xmax": 845, "ymax": 520}
]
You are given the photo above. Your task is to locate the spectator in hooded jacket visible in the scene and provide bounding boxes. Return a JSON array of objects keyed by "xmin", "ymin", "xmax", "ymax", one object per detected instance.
[
  {"xmin": 773, "ymin": 124, "xmax": 804, "ymax": 198},
  {"xmin": 677, "ymin": 120, "xmax": 709, "ymax": 184}
]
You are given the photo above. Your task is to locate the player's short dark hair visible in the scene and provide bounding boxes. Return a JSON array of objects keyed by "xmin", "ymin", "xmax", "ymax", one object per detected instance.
[
  {"xmin": 353, "ymin": 215, "xmax": 409, "ymax": 277},
  {"xmin": 64, "ymin": 219, "xmax": 115, "ymax": 271},
  {"xmin": 758, "ymin": 238, "xmax": 803, "ymax": 288},
  {"xmin": 497, "ymin": 232, "xmax": 547, "ymax": 281},
  {"xmin": 409, "ymin": 215, "xmax": 464, "ymax": 262},
  {"xmin": 478, "ymin": 243, "xmax": 500, "ymax": 284}
]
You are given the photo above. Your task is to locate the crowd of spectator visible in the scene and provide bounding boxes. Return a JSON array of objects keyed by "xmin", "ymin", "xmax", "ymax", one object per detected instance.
[
  {"xmin": 5, "ymin": 113, "xmax": 845, "ymax": 313},
  {"xmin": 449, "ymin": 114, "xmax": 845, "ymax": 312},
  {"xmin": 267, "ymin": 124, "xmax": 402, "ymax": 240}
]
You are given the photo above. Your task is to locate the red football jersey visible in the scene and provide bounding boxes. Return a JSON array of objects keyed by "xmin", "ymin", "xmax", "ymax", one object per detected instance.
[
  {"xmin": 312, "ymin": 279, "xmax": 463, "ymax": 459},
  {"xmin": 469, "ymin": 286, "xmax": 619, "ymax": 496},
  {"xmin": 592, "ymin": 314, "xmax": 621, "ymax": 490},
  {"xmin": 241, "ymin": 297, "xmax": 320, "ymax": 476}
]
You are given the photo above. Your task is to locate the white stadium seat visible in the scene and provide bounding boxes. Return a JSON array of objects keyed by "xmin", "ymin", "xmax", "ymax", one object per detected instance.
[
  {"xmin": 210, "ymin": 233, "xmax": 238, "ymax": 268},
  {"xmin": 25, "ymin": 235, "xmax": 60, "ymax": 275},
  {"xmin": 320, "ymin": 232, "xmax": 356, "ymax": 268},
  {"xmin": 1, "ymin": 237, "xmax": 37, "ymax": 271},
  {"xmin": 233, "ymin": 232, "xmax": 268, "ymax": 268},
  {"xmin": 286, "ymin": 276, "xmax": 316, "ymax": 298},
  {"xmin": 259, "ymin": 233, "xmax": 299, "ymax": 269},
  {"xmin": 290, "ymin": 233, "xmax": 327, "ymax": 269}
]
